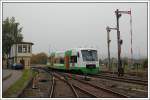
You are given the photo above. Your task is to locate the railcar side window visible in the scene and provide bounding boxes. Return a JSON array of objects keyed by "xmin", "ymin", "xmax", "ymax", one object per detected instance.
[
  {"xmin": 54, "ymin": 58, "xmax": 57, "ymax": 63},
  {"xmin": 77, "ymin": 52, "xmax": 80, "ymax": 57},
  {"xmin": 70, "ymin": 56, "xmax": 77, "ymax": 63},
  {"xmin": 60, "ymin": 58, "xmax": 64, "ymax": 64}
]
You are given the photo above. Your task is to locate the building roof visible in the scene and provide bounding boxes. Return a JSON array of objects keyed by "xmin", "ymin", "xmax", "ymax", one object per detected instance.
[{"xmin": 14, "ymin": 42, "xmax": 34, "ymax": 45}]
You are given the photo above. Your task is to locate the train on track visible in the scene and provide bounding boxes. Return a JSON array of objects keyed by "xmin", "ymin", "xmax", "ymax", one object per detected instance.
[{"xmin": 47, "ymin": 48, "xmax": 100, "ymax": 74}]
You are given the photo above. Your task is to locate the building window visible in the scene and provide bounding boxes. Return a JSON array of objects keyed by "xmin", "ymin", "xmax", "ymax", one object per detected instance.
[
  {"xmin": 28, "ymin": 45, "xmax": 31, "ymax": 53},
  {"xmin": 18, "ymin": 45, "xmax": 22, "ymax": 53},
  {"xmin": 23, "ymin": 45, "xmax": 27, "ymax": 53}
]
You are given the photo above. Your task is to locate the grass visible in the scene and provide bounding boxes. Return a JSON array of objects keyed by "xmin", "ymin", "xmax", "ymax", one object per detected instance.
[
  {"xmin": 32, "ymin": 69, "xmax": 38, "ymax": 77},
  {"xmin": 3, "ymin": 69, "xmax": 33, "ymax": 97}
]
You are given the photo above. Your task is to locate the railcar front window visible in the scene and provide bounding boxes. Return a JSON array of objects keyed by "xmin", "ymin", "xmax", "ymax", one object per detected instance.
[{"xmin": 81, "ymin": 50, "xmax": 98, "ymax": 61}]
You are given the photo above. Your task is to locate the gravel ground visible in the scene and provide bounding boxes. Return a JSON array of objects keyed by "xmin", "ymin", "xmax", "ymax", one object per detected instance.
[
  {"xmin": 70, "ymin": 78, "xmax": 122, "ymax": 98},
  {"xmin": 19, "ymin": 68, "xmax": 148, "ymax": 98},
  {"xmin": 85, "ymin": 77, "xmax": 148, "ymax": 98},
  {"xmin": 73, "ymin": 87, "xmax": 94, "ymax": 98},
  {"xmin": 62, "ymin": 73, "xmax": 148, "ymax": 98}
]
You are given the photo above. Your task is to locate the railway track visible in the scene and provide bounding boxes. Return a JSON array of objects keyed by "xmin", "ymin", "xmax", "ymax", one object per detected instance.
[
  {"xmin": 49, "ymin": 74, "xmax": 55, "ymax": 98},
  {"xmin": 30, "ymin": 66, "xmax": 147, "ymax": 98},
  {"xmin": 31, "ymin": 67, "xmax": 77, "ymax": 98},
  {"xmin": 92, "ymin": 74, "xmax": 148, "ymax": 85},
  {"xmin": 56, "ymin": 72, "xmax": 129, "ymax": 98},
  {"xmin": 49, "ymin": 73, "xmax": 78, "ymax": 98},
  {"xmin": 44, "ymin": 66, "xmax": 148, "ymax": 86},
  {"xmin": 53, "ymin": 72, "xmax": 97, "ymax": 98},
  {"xmin": 30, "ymin": 67, "xmax": 106, "ymax": 98},
  {"xmin": 38, "ymin": 67, "xmax": 78, "ymax": 97},
  {"xmin": 35, "ymin": 67, "xmax": 121, "ymax": 98}
]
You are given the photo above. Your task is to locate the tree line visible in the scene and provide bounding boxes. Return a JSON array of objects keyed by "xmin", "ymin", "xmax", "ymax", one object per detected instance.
[{"xmin": 31, "ymin": 52, "xmax": 48, "ymax": 64}]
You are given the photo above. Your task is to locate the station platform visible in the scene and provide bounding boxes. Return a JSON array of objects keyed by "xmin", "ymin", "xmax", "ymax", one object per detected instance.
[{"xmin": 2, "ymin": 69, "xmax": 23, "ymax": 93}]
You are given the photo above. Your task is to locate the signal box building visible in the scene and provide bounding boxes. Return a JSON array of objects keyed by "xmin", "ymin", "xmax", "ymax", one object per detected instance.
[{"xmin": 9, "ymin": 42, "xmax": 33, "ymax": 69}]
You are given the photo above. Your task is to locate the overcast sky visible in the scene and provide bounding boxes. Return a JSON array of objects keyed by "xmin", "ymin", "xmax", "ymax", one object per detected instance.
[{"xmin": 2, "ymin": 2, "xmax": 148, "ymax": 59}]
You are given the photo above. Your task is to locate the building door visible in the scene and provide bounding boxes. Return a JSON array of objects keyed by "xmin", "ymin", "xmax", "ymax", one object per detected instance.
[{"xmin": 20, "ymin": 58, "xmax": 25, "ymax": 68}]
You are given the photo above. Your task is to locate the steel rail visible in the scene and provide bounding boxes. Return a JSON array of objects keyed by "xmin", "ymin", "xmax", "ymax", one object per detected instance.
[
  {"xmin": 72, "ymin": 84, "xmax": 98, "ymax": 98},
  {"xmin": 49, "ymin": 76, "xmax": 55, "ymax": 98},
  {"xmin": 54, "ymin": 72, "xmax": 99, "ymax": 98},
  {"xmin": 68, "ymin": 82, "xmax": 79, "ymax": 98},
  {"xmin": 94, "ymin": 74, "xmax": 147, "ymax": 85},
  {"xmin": 75, "ymin": 78, "xmax": 130, "ymax": 98},
  {"xmin": 31, "ymin": 67, "xmax": 56, "ymax": 98},
  {"xmin": 31, "ymin": 67, "xmax": 131, "ymax": 98},
  {"xmin": 53, "ymin": 72, "xmax": 79, "ymax": 98},
  {"xmin": 55, "ymin": 71, "xmax": 129, "ymax": 98}
]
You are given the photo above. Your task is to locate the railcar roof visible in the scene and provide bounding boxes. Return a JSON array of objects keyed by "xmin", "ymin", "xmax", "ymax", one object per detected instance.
[
  {"xmin": 50, "ymin": 48, "xmax": 97, "ymax": 54},
  {"xmin": 70, "ymin": 48, "xmax": 97, "ymax": 51}
]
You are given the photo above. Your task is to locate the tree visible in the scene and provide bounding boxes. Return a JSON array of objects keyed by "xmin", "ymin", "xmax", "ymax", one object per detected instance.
[{"xmin": 2, "ymin": 17, "xmax": 23, "ymax": 67}]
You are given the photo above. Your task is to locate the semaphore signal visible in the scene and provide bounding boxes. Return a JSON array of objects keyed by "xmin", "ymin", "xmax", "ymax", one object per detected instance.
[{"xmin": 115, "ymin": 9, "xmax": 132, "ymax": 77}]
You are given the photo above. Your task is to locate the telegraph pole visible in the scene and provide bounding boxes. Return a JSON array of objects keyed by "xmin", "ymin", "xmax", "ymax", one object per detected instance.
[{"xmin": 106, "ymin": 26, "xmax": 117, "ymax": 71}]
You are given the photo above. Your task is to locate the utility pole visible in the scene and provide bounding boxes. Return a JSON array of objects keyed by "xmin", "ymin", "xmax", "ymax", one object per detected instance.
[{"xmin": 106, "ymin": 26, "xmax": 117, "ymax": 71}]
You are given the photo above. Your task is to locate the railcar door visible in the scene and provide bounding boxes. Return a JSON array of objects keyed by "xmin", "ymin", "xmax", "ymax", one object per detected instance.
[{"xmin": 65, "ymin": 56, "xmax": 70, "ymax": 70}]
